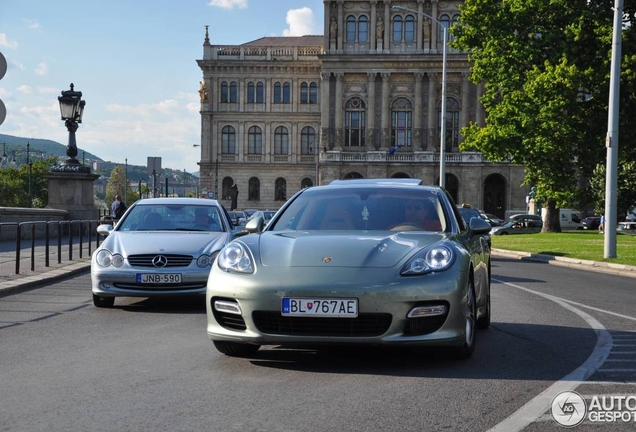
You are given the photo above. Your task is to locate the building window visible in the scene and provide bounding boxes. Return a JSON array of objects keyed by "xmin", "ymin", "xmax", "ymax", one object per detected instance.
[
  {"xmin": 301, "ymin": 82, "xmax": 317, "ymax": 104},
  {"xmin": 301, "ymin": 126, "xmax": 316, "ymax": 155},
  {"xmin": 404, "ymin": 15, "xmax": 415, "ymax": 41},
  {"xmin": 346, "ymin": 15, "xmax": 356, "ymax": 41},
  {"xmin": 391, "ymin": 98, "xmax": 413, "ymax": 148},
  {"xmin": 440, "ymin": 14, "xmax": 451, "ymax": 42},
  {"xmin": 345, "ymin": 97, "xmax": 366, "ymax": 147},
  {"xmin": 439, "ymin": 98, "xmax": 460, "ymax": 151},
  {"xmin": 248, "ymin": 126, "xmax": 263, "ymax": 154},
  {"xmin": 274, "ymin": 126, "xmax": 289, "ymax": 154},
  {"xmin": 283, "ymin": 82, "xmax": 291, "ymax": 103},
  {"xmin": 358, "ymin": 16, "xmax": 368, "ymax": 42},
  {"xmin": 275, "ymin": 178, "xmax": 287, "ymax": 201},
  {"xmin": 246, "ymin": 81, "xmax": 263, "ymax": 104},
  {"xmin": 274, "ymin": 82, "xmax": 291, "ymax": 104},
  {"xmin": 220, "ymin": 81, "xmax": 228, "ymax": 103},
  {"xmin": 274, "ymin": 82, "xmax": 282, "ymax": 103},
  {"xmin": 301, "ymin": 178, "xmax": 313, "ymax": 188},
  {"xmin": 222, "ymin": 177, "xmax": 234, "ymax": 200},
  {"xmin": 392, "ymin": 15, "xmax": 403, "ymax": 42},
  {"xmin": 220, "ymin": 81, "xmax": 237, "ymax": 103},
  {"xmin": 248, "ymin": 177, "xmax": 260, "ymax": 201},
  {"xmin": 230, "ymin": 82, "xmax": 237, "ymax": 103},
  {"xmin": 221, "ymin": 126, "xmax": 236, "ymax": 154}
]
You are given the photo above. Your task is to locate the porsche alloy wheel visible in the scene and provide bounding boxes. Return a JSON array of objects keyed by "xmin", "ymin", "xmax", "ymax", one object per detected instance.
[{"xmin": 449, "ymin": 279, "xmax": 476, "ymax": 359}]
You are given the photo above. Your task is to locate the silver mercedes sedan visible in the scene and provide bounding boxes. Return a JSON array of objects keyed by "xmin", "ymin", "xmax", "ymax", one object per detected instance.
[
  {"xmin": 91, "ymin": 197, "xmax": 240, "ymax": 308},
  {"xmin": 206, "ymin": 179, "xmax": 492, "ymax": 359}
]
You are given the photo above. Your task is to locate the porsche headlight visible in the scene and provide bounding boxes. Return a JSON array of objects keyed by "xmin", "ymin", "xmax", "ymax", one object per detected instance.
[
  {"xmin": 401, "ymin": 246, "xmax": 454, "ymax": 275},
  {"xmin": 217, "ymin": 243, "xmax": 254, "ymax": 274},
  {"xmin": 96, "ymin": 250, "xmax": 124, "ymax": 268}
]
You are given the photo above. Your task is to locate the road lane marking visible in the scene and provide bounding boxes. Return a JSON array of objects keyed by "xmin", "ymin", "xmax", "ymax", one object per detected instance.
[{"xmin": 488, "ymin": 278, "xmax": 612, "ymax": 432}]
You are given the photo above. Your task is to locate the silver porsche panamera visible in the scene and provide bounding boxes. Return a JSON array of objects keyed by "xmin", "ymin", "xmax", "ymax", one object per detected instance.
[
  {"xmin": 91, "ymin": 197, "xmax": 239, "ymax": 308},
  {"xmin": 206, "ymin": 179, "xmax": 492, "ymax": 359}
]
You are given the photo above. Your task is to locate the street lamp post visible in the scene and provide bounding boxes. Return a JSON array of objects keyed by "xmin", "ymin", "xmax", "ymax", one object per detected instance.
[
  {"xmin": 1, "ymin": 142, "xmax": 6, "ymax": 167},
  {"xmin": 27, "ymin": 142, "xmax": 32, "ymax": 207},
  {"xmin": 392, "ymin": 5, "xmax": 448, "ymax": 188},
  {"xmin": 57, "ymin": 83, "xmax": 87, "ymax": 170}
]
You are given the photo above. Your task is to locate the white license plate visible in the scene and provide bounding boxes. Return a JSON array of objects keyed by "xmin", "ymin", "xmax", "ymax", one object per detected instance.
[
  {"xmin": 282, "ymin": 298, "xmax": 358, "ymax": 317},
  {"xmin": 136, "ymin": 273, "xmax": 182, "ymax": 284}
]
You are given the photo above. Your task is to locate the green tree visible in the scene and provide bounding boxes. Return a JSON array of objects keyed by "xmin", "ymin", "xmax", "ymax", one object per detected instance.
[
  {"xmin": 105, "ymin": 166, "xmax": 128, "ymax": 206},
  {"xmin": 0, "ymin": 158, "xmax": 56, "ymax": 208},
  {"xmin": 453, "ymin": 0, "xmax": 636, "ymax": 232}
]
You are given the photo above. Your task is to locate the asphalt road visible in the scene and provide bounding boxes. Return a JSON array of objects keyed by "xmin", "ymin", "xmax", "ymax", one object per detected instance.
[{"xmin": 0, "ymin": 258, "xmax": 634, "ymax": 432}]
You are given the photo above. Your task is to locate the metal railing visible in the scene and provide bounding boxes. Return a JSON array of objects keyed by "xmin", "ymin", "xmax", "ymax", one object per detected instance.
[{"xmin": 0, "ymin": 220, "xmax": 102, "ymax": 275}]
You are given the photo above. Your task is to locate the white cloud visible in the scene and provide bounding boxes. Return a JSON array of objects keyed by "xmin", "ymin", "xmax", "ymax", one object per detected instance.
[
  {"xmin": 0, "ymin": 33, "xmax": 19, "ymax": 49},
  {"xmin": 11, "ymin": 59, "xmax": 25, "ymax": 71},
  {"xmin": 282, "ymin": 7, "xmax": 317, "ymax": 36},
  {"xmin": 208, "ymin": 0, "xmax": 247, "ymax": 10},
  {"xmin": 37, "ymin": 86, "xmax": 60, "ymax": 95},
  {"xmin": 35, "ymin": 61, "xmax": 48, "ymax": 76},
  {"xmin": 17, "ymin": 85, "xmax": 33, "ymax": 94},
  {"xmin": 23, "ymin": 19, "xmax": 41, "ymax": 30}
]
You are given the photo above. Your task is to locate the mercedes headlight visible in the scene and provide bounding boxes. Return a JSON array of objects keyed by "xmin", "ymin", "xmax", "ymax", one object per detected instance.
[{"xmin": 96, "ymin": 250, "xmax": 124, "ymax": 268}]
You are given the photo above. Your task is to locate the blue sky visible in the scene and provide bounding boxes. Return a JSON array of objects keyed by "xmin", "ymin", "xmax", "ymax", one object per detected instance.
[{"xmin": 0, "ymin": 0, "xmax": 324, "ymax": 173}]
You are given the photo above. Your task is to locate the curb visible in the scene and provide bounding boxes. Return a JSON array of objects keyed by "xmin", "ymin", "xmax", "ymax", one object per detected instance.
[{"xmin": 491, "ymin": 248, "xmax": 636, "ymax": 279}]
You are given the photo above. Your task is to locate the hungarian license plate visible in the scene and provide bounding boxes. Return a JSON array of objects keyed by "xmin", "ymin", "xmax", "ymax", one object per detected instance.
[
  {"xmin": 282, "ymin": 298, "xmax": 358, "ymax": 317},
  {"xmin": 136, "ymin": 273, "xmax": 182, "ymax": 284}
]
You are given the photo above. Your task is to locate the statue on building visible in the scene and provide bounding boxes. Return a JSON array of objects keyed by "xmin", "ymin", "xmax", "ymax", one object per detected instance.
[
  {"xmin": 330, "ymin": 17, "xmax": 337, "ymax": 42},
  {"xmin": 199, "ymin": 80, "xmax": 208, "ymax": 102},
  {"xmin": 376, "ymin": 16, "xmax": 384, "ymax": 40}
]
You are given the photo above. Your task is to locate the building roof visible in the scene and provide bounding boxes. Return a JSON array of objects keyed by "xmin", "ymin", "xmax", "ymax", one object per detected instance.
[{"xmin": 241, "ymin": 35, "xmax": 323, "ymax": 47}]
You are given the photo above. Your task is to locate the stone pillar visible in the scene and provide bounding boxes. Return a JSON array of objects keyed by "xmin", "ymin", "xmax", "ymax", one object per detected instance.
[
  {"xmin": 380, "ymin": 72, "xmax": 391, "ymax": 150},
  {"xmin": 45, "ymin": 171, "xmax": 100, "ymax": 221},
  {"xmin": 367, "ymin": 72, "xmax": 376, "ymax": 149},
  {"xmin": 427, "ymin": 72, "xmax": 438, "ymax": 150},
  {"xmin": 334, "ymin": 73, "xmax": 344, "ymax": 150},
  {"xmin": 370, "ymin": 1, "xmax": 377, "ymax": 50},
  {"xmin": 337, "ymin": 0, "xmax": 344, "ymax": 52},
  {"xmin": 383, "ymin": 2, "xmax": 390, "ymax": 53},
  {"xmin": 414, "ymin": 73, "xmax": 424, "ymax": 150},
  {"xmin": 239, "ymin": 78, "xmax": 245, "ymax": 112},
  {"xmin": 416, "ymin": 1, "xmax": 424, "ymax": 51},
  {"xmin": 211, "ymin": 77, "xmax": 218, "ymax": 112},
  {"xmin": 431, "ymin": 0, "xmax": 439, "ymax": 53},
  {"xmin": 320, "ymin": 72, "xmax": 331, "ymax": 148},
  {"xmin": 460, "ymin": 73, "xmax": 470, "ymax": 146},
  {"xmin": 324, "ymin": 0, "xmax": 331, "ymax": 53}
]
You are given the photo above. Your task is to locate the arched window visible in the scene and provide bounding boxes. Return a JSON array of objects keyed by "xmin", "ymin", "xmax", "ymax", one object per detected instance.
[
  {"xmin": 248, "ymin": 126, "xmax": 262, "ymax": 154},
  {"xmin": 301, "ymin": 126, "xmax": 316, "ymax": 155},
  {"xmin": 220, "ymin": 81, "xmax": 229, "ymax": 103},
  {"xmin": 229, "ymin": 81, "xmax": 238, "ymax": 103},
  {"xmin": 440, "ymin": 14, "xmax": 451, "ymax": 42},
  {"xmin": 345, "ymin": 97, "xmax": 366, "ymax": 147},
  {"xmin": 282, "ymin": 82, "xmax": 291, "ymax": 103},
  {"xmin": 275, "ymin": 178, "xmax": 287, "ymax": 201},
  {"xmin": 221, "ymin": 126, "xmax": 236, "ymax": 154},
  {"xmin": 346, "ymin": 15, "xmax": 356, "ymax": 41},
  {"xmin": 404, "ymin": 15, "xmax": 415, "ymax": 41},
  {"xmin": 222, "ymin": 177, "xmax": 234, "ymax": 200},
  {"xmin": 301, "ymin": 178, "xmax": 313, "ymax": 189},
  {"xmin": 274, "ymin": 82, "xmax": 282, "ymax": 103},
  {"xmin": 450, "ymin": 14, "xmax": 460, "ymax": 42},
  {"xmin": 248, "ymin": 177, "xmax": 260, "ymax": 201},
  {"xmin": 300, "ymin": 82, "xmax": 308, "ymax": 103},
  {"xmin": 247, "ymin": 82, "xmax": 255, "ymax": 103},
  {"xmin": 358, "ymin": 16, "xmax": 368, "ymax": 42},
  {"xmin": 309, "ymin": 82, "xmax": 318, "ymax": 103},
  {"xmin": 256, "ymin": 82, "xmax": 264, "ymax": 103},
  {"xmin": 392, "ymin": 15, "xmax": 403, "ymax": 41},
  {"xmin": 274, "ymin": 126, "xmax": 289, "ymax": 154},
  {"xmin": 391, "ymin": 98, "xmax": 412, "ymax": 148},
  {"xmin": 439, "ymin": 98, "xmax": 460, "ymax": 152}
]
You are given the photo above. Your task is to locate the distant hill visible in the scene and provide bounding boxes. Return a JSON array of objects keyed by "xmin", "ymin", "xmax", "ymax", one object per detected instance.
[{"xmin": 0, "ymin": 133, "xmax": 102, "ymax": 161}]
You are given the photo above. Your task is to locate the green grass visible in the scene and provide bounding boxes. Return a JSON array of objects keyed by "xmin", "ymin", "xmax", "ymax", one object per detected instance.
[{"xmin": 491, "ymin": 230, "xmax": 636, "ymax": 267}]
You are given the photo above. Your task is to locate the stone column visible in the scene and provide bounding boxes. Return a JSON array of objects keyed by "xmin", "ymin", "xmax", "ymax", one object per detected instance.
[
  {"xmin": 324, "ymin": 0, "xmax": 331, "ymax": 53},
  {"xmin": 380, "ymin": 72, "xmax": 391, "ymax": 150},
  {"xmin": 337, "ymin": 0, "xmax": 344, "ymax": 52},
  {"xmin": 427, "ymin": 72, "xmax": 438, "ymax": 150},
  {"xmin": 239, "ymin": 78, "xmax": 245, "ymax": 112},
  {"xmin": 460, "ymin": 73, "xmax": 470, "ymax": 146},
  {"xmin": 265, "ymin": 77, "xmax": 272, "ymax": 112},
  {"xmin": 367, "ymin": 72, "xmax": 376, "ymax": 149},
  {"xmin": 416, "ymin": 1, "xmax": 424, "ymax": 51},
  {"xmin": 383, "ymin": 2, "xmax": 390, "ymax": 53},
  {"xmin": 414, "ymin": 73, "xmax": 424, "ymax": 149},
  {"xmin": 370, "ymin": 1, "xmax": 377, "ymax": 51},
  {"xmin": 431, "ymin": 0, "xmax": 439, "ymax": 53},
  {"xmin": 334, "ymin": 73, "xmax": 344, "ymax": 150},
  {"xmin": 292, "ymin": 77, "xmax": 299, "ymax": 112},
  {"xmin": 320, "ymin": 72, "xmax": 331, "ymax": 148},
  {"xmin": 211, "ymin": 77, "xmax": 218, "ymax": 112}
]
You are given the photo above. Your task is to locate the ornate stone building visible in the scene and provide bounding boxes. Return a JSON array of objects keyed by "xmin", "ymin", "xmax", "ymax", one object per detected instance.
[{"xmin": 196, "ymin": 0, "xmax": 528, "ymax": 218}]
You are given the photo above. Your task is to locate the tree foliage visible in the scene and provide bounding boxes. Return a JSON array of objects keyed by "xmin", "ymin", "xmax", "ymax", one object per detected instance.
[
  {"xmin": 105, "ymin": 166, "xmax": 128, "ymax": 205},
  {"xmin": 453, "ymin": 0, "xmax": 636, "ymax": 231},
  {"xmin": 0, "ymin": 158, "xmax": 57, "ymax": 208}
]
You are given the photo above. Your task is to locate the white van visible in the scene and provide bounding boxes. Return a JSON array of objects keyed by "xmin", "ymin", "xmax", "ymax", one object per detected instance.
[{"xmin": 541, "ymin": 208, "xmax": 583, "ymax": 230}]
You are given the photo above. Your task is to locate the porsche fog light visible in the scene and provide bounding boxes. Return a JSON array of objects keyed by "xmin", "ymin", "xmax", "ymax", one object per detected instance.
[
  {"xmin": 408, "ymin": 304, "xmax": 447, "ymax": 318},
  {"xmin": 214, "ymin": 300, "xmax": 242, "ymax": 315}
]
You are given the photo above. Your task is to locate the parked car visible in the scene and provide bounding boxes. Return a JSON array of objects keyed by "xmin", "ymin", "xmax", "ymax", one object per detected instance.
[
  {"xmin": 457, "ymin": 204, "xmax": 491, "ymax": 247},
  {"xmin": 91, "ymin": 197, "xmax": 244, "ymax": 308},
  {"xmin": 228, "ymin": 210, "xmax": 247, "ymax": 227},
  {"xmin": 490, "ymin": 214, "xmax": 543, "ymax": 235},
  {"xmin": 206, "ymin": 178, "xmax": 492, "ymax": 359},
  {"xmin": 581, "ymin": 216, "xmax": 601, "ymax": 230},
  {"xmin": 617, "ymin": 221, "xmax": 636, "ymax": 235},
  {"xmin": 481, "ymin": 213, "xmax": 504, "ymax": 227}
]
